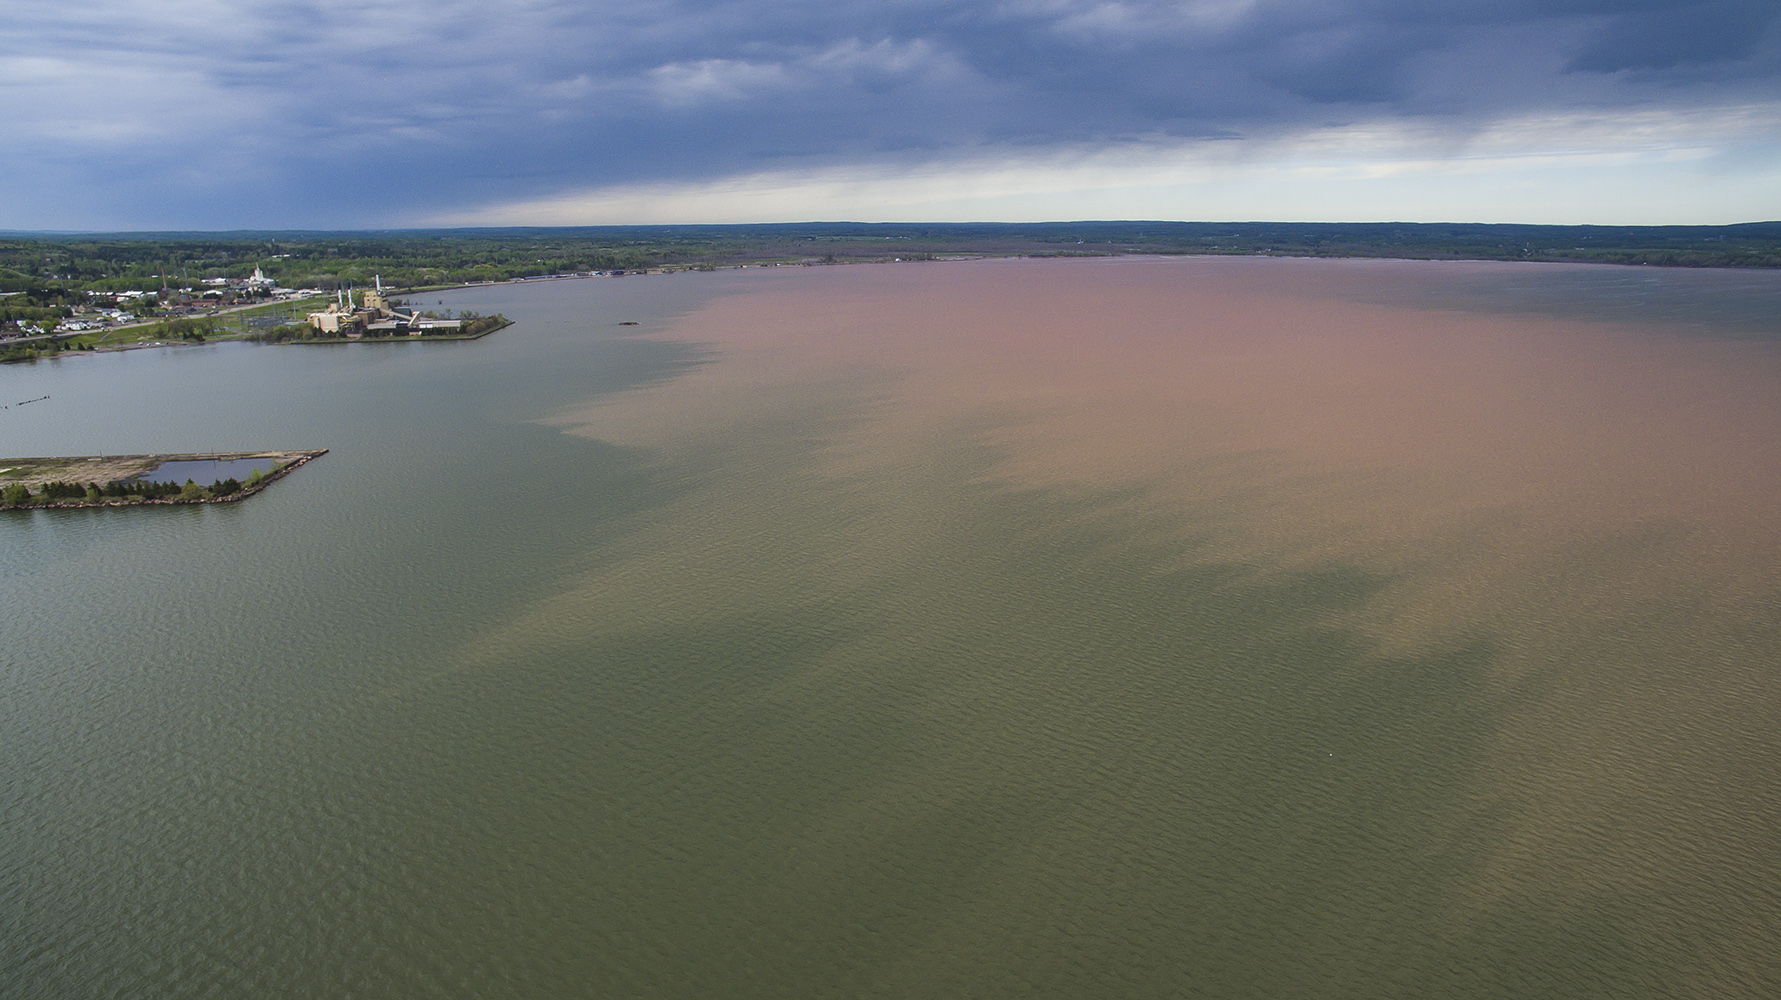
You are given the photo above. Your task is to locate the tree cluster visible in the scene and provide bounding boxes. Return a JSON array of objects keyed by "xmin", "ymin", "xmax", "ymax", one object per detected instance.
[
  {"xmin": 250, "ymin": 322, "xmax": 315, "ymax": 343},
  {"xmin": 0, "ymin": 294, "xmax": 75, "ymax": 325},
  {"xmin": 2, "ymin": 475, "xmax": 248, "ymax": 507},
  {"xmin": 98, "ymin": 478, "xmax": 180, "ymax": 499},
  {"xmin": 36, "ymin": 480, "xmax": 91, "ymax": 499},
  {"xmin": 146, "ymin": 318, "xmax": 214, "ymax": 342},
  {"xmin": 1, "ymin": 479, "xmax": 105, "ymax": 504},
  {"xmin": 457, "ymin": 312, "xmax": 509, "ymax": 337}
]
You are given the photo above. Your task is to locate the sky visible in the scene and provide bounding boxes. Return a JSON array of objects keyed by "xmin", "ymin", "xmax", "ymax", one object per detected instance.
[{"xmin": 2, "ymin": 0, "xmax": 1778, "ymax": 230}]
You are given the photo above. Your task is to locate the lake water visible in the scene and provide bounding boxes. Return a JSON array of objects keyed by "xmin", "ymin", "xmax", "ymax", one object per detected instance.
[
  {"xmin": 137, "ymin": 457, "xmax": 287, "ymax": 484},
  {"xmin": 4, "ymin": 257, "xmax": 1780, "ymax": 998}
]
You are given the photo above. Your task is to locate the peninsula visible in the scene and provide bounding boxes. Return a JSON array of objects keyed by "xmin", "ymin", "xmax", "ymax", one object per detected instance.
[
  {"xmin": 0, "ymin": 449, "xmax": 326, "ymax": 509},
  {"xmin": 291, "ymin": 279, "xmax": 510, "ymax": 342}
]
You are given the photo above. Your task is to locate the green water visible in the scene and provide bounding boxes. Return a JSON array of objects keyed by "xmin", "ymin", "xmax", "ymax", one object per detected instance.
[{"xmin": 3, "ymin": 260, "xmax": 1779, "ymax": 997}]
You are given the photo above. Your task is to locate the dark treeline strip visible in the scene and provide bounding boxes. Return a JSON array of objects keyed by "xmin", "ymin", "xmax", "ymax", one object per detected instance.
[
  {"xmin": 0, "ymin": 220, "xmax": 1776, "ymax": 302},
  {"xmin": 3, "ymin": 476, "xmax": 245, "ymax": 506}
]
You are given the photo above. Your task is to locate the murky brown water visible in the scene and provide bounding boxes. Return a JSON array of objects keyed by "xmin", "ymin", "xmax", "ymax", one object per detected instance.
[
  {"xmin": 549, "ymin": 256, "xmax": 1781, "ymax": 994},
  {"xmin": 4, "ymin": 256, "xmax": 1779, "ymax": 997}
]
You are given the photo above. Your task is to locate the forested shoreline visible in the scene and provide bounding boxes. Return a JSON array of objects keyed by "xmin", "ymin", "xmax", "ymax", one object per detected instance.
[{"xmin": 3, "ymin": 220, "xmax": 1777, "ymax": 300}]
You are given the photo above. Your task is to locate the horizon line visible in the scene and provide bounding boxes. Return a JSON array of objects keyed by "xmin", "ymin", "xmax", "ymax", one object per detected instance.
[{"xmin": 5, "ymin": 220, "xmax": 1781, "ymax": 238}]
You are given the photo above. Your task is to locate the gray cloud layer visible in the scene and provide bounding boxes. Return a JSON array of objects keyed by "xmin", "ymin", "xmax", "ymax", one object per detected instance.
[{"xmin": 2, "ymin": 0, "xmax": 1777, "ymax": 227}]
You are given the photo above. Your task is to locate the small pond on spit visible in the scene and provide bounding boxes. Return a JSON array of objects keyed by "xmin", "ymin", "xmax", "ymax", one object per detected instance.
[{"xmin": 138, "ymin": 457, "xmax": 284, "ymax": 483}]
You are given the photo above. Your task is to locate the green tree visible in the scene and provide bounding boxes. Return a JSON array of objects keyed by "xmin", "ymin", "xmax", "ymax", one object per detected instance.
[{"xmin": 2, "ymin": 483, "xmax": 30, "ymax": 505}]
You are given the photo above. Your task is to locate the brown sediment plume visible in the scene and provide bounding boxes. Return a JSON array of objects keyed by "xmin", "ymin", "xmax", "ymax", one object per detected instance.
[
  {"xmin": 539, "ymin": 256, "xmax": 1781, "ymax": 971},
  {"xmin": 551, "ymin": 256, "xmax": 1781, "ymax": 623}
]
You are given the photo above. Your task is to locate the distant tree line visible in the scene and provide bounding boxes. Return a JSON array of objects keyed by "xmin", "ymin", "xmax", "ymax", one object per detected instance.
[
  {"xmin": 1, "ymin": 234, "xmax": 668, "ymax": 295},
  {"xmin": 2, "ymin": 222, "xmax": 1779, "ymax": 309}
]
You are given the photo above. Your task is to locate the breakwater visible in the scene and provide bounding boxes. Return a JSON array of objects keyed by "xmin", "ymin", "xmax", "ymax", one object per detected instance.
[{"xmin": 0, "ymin": 449, "xmax": 326, "ymax": 509}]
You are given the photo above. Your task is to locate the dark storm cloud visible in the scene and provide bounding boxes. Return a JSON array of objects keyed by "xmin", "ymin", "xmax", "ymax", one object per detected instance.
[
  {"xmin": 1, "ymin": 0, "xmax": 1776, "ymax": 227},
  {"xmin": 1567, "ymin": 0, "xmax": 1778, "ymax": 72}
]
